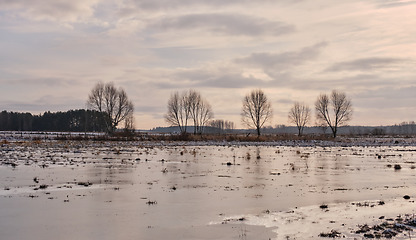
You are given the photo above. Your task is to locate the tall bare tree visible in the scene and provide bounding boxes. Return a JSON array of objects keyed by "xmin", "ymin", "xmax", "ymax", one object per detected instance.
[
  {"xmin": 241, "ymin": 89, "xmax": 273, "ymax": 136},
  {"xmin": 165, "ymin": 90, "xmax": 213, "ymax": 135},
  {"xmin": 165, "ymin": 91, "xmax": 190, "ymax": 134},
  {"xmin": 187, "ymin": 90, "xmax": 214, "ymax": 134},
  {"xmin": 315, "ymin": 90, "xmax": 352, "ymax": 138},
  {"xmin": 87, "ymin": 82, "xmax": 134, "ymax": 133},
  {"xmin": 288, "ymin": 102, "xmax": 311, "ymax": 136}
]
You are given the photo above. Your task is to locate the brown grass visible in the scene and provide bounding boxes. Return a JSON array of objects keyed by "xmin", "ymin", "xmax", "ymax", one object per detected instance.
[
  {"xmin": 137, "ymin": 133, "xmax": 335, "ymax": 142},
  {"xmin": 20, "ymin": 132, "xmax": 366, "ymax": 143}
]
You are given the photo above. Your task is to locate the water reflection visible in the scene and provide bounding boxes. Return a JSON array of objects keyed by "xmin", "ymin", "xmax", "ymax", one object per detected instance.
[{"xmin": 2, "ymin": 144, "xmax": 416, "ymax": 240}]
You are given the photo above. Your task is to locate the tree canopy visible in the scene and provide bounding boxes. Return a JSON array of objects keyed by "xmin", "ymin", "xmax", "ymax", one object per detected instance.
[
  {"xmin": 87, "ymin": 82, "xmax": 134, "ymax": 133},
  {"xmin": 0, "ymin": 110, "xmax": 107, "ymax": 132}
]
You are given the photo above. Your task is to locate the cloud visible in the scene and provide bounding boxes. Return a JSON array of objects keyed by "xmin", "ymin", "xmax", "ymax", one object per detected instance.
[
  {"xmin": 5, "ymin": 77, "xmax": 80, "ymax": 87},
  {"xmin": 151, "ymin": 68, "xmax": 264, "ymax": 89},
  {"xmin": 142, "ymin": 42, "xmax": 329, "ymax": 91},
  {"xmin": 375, "ymin": 0, "xmax": 416, "ymax": 8},
  {"xmin": 1, "ymin": 0, "xmax": 416, "ymax": 128},
  {"xmin": 234, "ymin": 42, "xmax": 328, "ymax": 69},
  {"xmin": 0, "ymin": 95, "xmax": 84, "ymax": 113},
  {"xmin": 190, "ymin": 72, "xmax": 263, "ymax": 89},
  {"xmin": 326, "ymin": 57, "xmax": 407, "ymax": 72},
  {"xmin": 0, "ymin": 0, "xmax": 99, "ymax": 22},
  {"xmin": 135, "ymin": 105, "xmax": 165, "ymax": 114},
  {"xmin": 123, "ymin": 0, "xmax": 280, "ymax": 11},
  {"xmin": 356, "ymin": 85, "xmax": 416, "ymax": 101},
  {"xmin": 147, "ymin": 13, "xmax": 295, "ymax": 37},
  {"xmin": 352, "ymin": 86, "xmax": 416, "ymax": 125}
]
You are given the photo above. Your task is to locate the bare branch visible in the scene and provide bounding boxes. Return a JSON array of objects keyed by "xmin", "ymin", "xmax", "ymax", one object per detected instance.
[
  {"xmin": 288, "ymin": 102, "xmax": 310, "ymax": 136},
  {"xmin": 165, "ymin": 90, "xmax": 213, "ymax": 135},
  {"xmin": 315, "ymin": 90, "xmax": 353, "ymax": 138},
  {"xmin": 87, "ymin": 82, "xmax": 134, "ymax": 133},
  {"xmin": 165, "ymin": 91, "xmax": 187, "ymax": 134}
]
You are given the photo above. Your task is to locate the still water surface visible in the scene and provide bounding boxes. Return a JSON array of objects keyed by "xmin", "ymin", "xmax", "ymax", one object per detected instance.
[{"xmin": 1, "ymin": 143, "xmax": 415, "ymax": 239}]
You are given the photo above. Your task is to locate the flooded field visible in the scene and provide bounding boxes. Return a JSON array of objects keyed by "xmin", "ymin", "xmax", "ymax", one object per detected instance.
[{"xmin": 1, "ymin": 140, "xmax": 416, "ymax": 239}]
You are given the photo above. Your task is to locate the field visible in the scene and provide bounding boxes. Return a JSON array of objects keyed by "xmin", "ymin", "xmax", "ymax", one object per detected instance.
[{"xmin": 1, "ymin": 135, "xmax": 416, "ymax": 239}]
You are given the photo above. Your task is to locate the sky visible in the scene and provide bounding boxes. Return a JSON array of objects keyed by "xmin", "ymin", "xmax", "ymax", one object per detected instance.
[{"xmin": 1, "ymin": 0, "xmax": 415, "ymax": 129}]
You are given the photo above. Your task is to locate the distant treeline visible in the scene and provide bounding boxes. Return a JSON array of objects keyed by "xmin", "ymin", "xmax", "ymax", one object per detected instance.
[
  {"xmin": 0, "ymin": 110, "xmax": 107, "ymax": 132},
  {"xmin": 2, "ymin": 109, "xmax": 416, "ymax": 136},
  {"xmin": 268, "ymin": 123, "xmax": 416, "ymax": 136},
  {"xmin": 151, "ymin": 123, "xmax": 416, "ymax": 136}
]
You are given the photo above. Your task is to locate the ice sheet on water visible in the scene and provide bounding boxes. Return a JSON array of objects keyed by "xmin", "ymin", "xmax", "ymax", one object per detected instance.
[{"xmin": 211, "ymin": 198, "xmax": 416, "ymax": 239}]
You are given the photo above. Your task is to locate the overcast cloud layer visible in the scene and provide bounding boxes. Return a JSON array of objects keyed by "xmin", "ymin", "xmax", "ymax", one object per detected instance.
[{"xmin": 1, "ymin": 0, "xmax": 415, "ymax": 128}]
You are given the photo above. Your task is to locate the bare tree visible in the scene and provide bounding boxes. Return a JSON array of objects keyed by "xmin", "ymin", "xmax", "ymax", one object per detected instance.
[
  {"xmin": 288, "ymin": 102, "xmax": 311, "ymax": 136},
  {"xmin": 187, "ymin": 90, "xmax": 214, "ymax": 134},
  {"xmin": 123, "ymin": 113, "xmax": 135, "ymax": 133},
  {"xmin": 209, "ymin": 119, "xmax": 235, "ymax": 134},
  {"xmin": 165, "ymin": 90, "xmax": 213, "ymax": 135},
  {"xmin": 224, "ymin": 120, "xmax": 235, "ymax": 133},
  {"xmin": 209, "ymin": 120, "xmax": 224, "ymax": 134},
  {"xmin": 87, "ymin": 82, "xmax": 134, "ymax": 133},
  {"xmin": 165, "ymin": 91, "xmax": 190, "ymax": 134},
  {"xmin": 315, "ymin": 90, "xmax": 352, "ymax": 138},
  {"xmin": 241, "ymin": 89, "xmax": 273, "ymax": 136}
]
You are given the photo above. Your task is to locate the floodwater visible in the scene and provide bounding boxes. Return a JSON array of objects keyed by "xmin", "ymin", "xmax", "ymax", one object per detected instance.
[{"xmin": 1, "ymin": 141, "xmax": 416, "ymax": 239}]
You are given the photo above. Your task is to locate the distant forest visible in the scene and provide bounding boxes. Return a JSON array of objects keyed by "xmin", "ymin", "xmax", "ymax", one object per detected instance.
[{"xmin": 0, "ymin": 110, "xmax": 107, "ymax": 132}]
